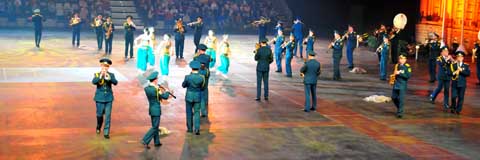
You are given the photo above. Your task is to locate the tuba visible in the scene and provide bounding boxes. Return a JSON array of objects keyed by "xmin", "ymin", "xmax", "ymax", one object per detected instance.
[{"xmin": 389, "ymin": 64, "xmax": 398, "ymax": 85}]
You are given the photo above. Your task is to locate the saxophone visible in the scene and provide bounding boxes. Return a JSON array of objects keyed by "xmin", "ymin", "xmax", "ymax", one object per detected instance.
[
  {"xmin": 389, "ymin": 64, "xmax": 398, "ymax": 85},
  {"xmin": 105, "ymin": 22, "xmax": 113, "ymax": 39},
  {"xmin": 450, "ymin": 62, "xmax": 462, "ymax": 80}
]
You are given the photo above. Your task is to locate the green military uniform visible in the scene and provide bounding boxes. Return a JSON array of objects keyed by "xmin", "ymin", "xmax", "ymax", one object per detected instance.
[
  {"xmin": 193, "ymin": 44, "xmax": 211, "ymax": 117},
  {"xmin": 182, "ymin": 61, "xmax": 205, "ymax": 135},
  {"xmin": 255, "ymin": 38, "xmax": 274, "ymax": 101},
  {"xmin": 142, "ymin": 71, "xmax": 171, "ymax": 148},
  {"xmin": 450, "ymin": 51, "xmax": 470, "ymax": 114},
  {"xmin": 391, "ymin": 55, "xmax": 411, "ymax": 118},
  {"xmin": 300, "ymin": 51, "xmax": 321, "ymax": 112},
  {"xmin": 92, "ymin": 58, "xmax": 118, "ymax": 139},
  {"xmin": 331, "ymin": 31, "xmax": 343, "ymax": 80}
]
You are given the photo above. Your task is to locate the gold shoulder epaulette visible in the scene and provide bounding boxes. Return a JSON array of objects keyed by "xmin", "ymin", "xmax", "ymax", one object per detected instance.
[{"xmin": 405, "ymin": 63, "xmax": 410, "ymax": 67}]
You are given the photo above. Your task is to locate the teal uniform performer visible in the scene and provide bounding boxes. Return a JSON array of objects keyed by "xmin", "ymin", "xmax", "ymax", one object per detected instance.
[
  {"xmin": 300, "ymin": 51, "xmax": 321, "ymax": 112},
  {"xmin": 92, "ymin": 58, "xmax": 118, "ymax": 139},
  {"xmin": 391, "ymin": 54, "xmax": 411, "ymax": 118},
  {"xmin": 182, "ymin": 61, "xmax": 205, "ymax": 135}
]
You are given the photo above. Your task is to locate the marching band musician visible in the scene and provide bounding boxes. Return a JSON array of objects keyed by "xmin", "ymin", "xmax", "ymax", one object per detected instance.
[
  {"xmin": 92, "ymin": 58, "xmax": 118, "ymax": 139},
  {"xmin": 344, "ymin": 25, "xmax": 357, "ymax": 70},
  {"xmin": 187, "ymin": 16, "xmax": 204, "ymax": 53},
  {"xmin": 450, "ymin": 50, "xmax": 470, "ymax": 115},
  {"xmin": 252, "ymin": 16, "xmax": 270, "ymax": 43},
  {"xmin": 255, "ymin": 38, "xmax": 274, "ymax": 101},
  {"xmin": 378, "ymin": 35, "xmax": 390, "ymax": 81},
  {"xmin": 30, "ymin": 9, "xmax": 45, "ymax": 48},
  {"xmin": 391, "ymin": 54, "xmax": 411, "ymax": 118},
  {"xmin": 284, "ymin": 34, "xmax": 296, "ymax": 77},
  {"xmin": 329, "ymin": 30, "xmax": 344, "ymax": 81},
  {"xmin": 373, "ymin": 24, "xmax": 387, "ymax": 63},
  {"xmin": 474, "ymin": 40, "xmax": 480, "ymax": 85},
  {"xmin": 273, "ymin": 29, "xmax": 285, "ymax": 73},
  {"xmin": 429, "ymin": 46, "xmax": 453, "ymax": 112},
  {"xmin": 103, "ymin": 16, "xmax": 115, "ymax": 55},
  {"xmin": 292, "ymin": 17, "xmax": 304, "ymax": 58},
  {"xmin": 426, "ymin": 33, "xmax": 442, "ymax": 83},
  {"xmin": 141, "ymin": 71, "xmax": 172, "ymax": 149},
  {"xmin": 182, "ymin": 61, "xmax": 205, "ymax": 135},
  {"xmin": 91, "ymin": 14, "xmax": 104, "ymax": 51},
  {"xmin": 193, "ymin": 44, "xmax": 211, "ymax": 118},
  {"xmin": 70, "ymin": 13, "xmax": 82, "ymax": 47},
  {"xmin": 124, "ymin": 15, "xmax": 136, "ymax": 60},
  {"xmin": 300, "ymin": 50, "xmax": 321, "ymax": 112},
  {"xmin": 174, "ymin": 18, "xmax": 186, "ymax": 59},
  {"xmin": 304, "ymin": 29, "xmax": 315, "ymax": 54}
]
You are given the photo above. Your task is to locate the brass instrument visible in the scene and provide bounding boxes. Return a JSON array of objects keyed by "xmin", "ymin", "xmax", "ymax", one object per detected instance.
[
  {"xmin": 105, "ymin": 22, "xmax": 113, "ymax": 39},
  {"xmin": 253, "ymin": 43, "xmax": 261, "ymax": 53},
  {"xmin": 187, "ymin": 21, "xmax": 201, "ymax": 26},
  {"xmin": 91, "ymin": 18, "xmax": 103, "ymax": 28},
  {"xmin": 389, "ymin": 64, "xmax": 398, "ymax": 85},
  {"xmin": 376, "ymin": 43, "xmax": 384, "ymax": 53},
  {"xmin": 70, "ymin": 17, "xmax": 80, "ymax": 26},
  {"xmin": 176, "ymin": 20, "xmax": 185, "ymax": 34},
  {"xmin": 450, "ymin": 63, "xmax": 462, "ymax": 81}
]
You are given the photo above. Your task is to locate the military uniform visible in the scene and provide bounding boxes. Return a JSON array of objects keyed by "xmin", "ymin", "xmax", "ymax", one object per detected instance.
[
  {"xmin": 274, "ymin": 34, "xmax": 285, "ymax": 72},
  {"xmin": 284, "ymin": 38, "xmax": 295, "ymax": 77},
  {"xmin": 345, "ymin": 31, "xmax": 357, "ymax": 69},
  {"xmin": 70, "ymin": 16, "xmax": 82, "ymax": 47},
  {"xmin": 193, "ymin": 44, "xmax": 211, "ymax": 117},
  {"xmin": 142, "ymin": 71, "xmax": 171, "ymax": 148},
  {"xmin": 92, "ymin": 17, "xmax": 104, "ymax": 50},
  {"xmin": 427, "ymin": 39, "xmax": 441, "ymax": 82},
  {"xmin": 292, "ymin": 20, "xmax": 304, "ymax": 57},
  {"xmin": 391, "ymin": 55, "xmax": 411, "ymax": 118},
  {"xmin": 31, "ymin": 9, "xmax": 45, "ymax": 48},
  {"xmin": 124, "ymin": 17, "xmax": 136, "ymax": 59},
  {"xmin": 254, "ymin": 39, "xmax": 274, "ymax": 100},
  {"xmin": 450, "ymin": 52, "xmax": 470, "ymax": 114},
  {"xmin": 174, "ymin": 19, "xmax": 186, "ymax": 58},
  {"xmin": 379, "ymin": 40, "xmax": 390, "ymax": 80},
  {"xmin": 92, "ymin": 58, "xmax": 118, "ymax": 138},
  {"xmin": 305, "ymin": 36, "xmax": 315, "ymax": 53},
  {"xmin": 182, "ymin": 61, "xmax": 205, "ymax": 135},
  {"xmin": 258, "ymin": 23, "xmax": 267, "ymax": 43},
  {"xmin": 103, "ymin": 19, "xmax": 115, "ymax": 55},
  {"xmin": 331, "ymin": 35, "xmax": 343, "ymax": 80},
  {"xmin": 300, "ymin": 51, "xmax": 321, "ymax": 112},
  {"xmin": 430, "ymin": 47, "xmax": 453, "ymax": 110},
  {"xmin": 189, "ymin": 18, "xmax": 203, "ymax": 53}
]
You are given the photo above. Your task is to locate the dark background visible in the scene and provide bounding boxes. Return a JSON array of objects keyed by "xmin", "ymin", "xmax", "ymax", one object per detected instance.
[{"xmin": 286, "ymin": 0, "xmax": 420, "ymax": 41}]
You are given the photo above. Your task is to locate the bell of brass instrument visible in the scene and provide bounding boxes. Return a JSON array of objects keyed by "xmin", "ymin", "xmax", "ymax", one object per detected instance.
[
  {"xmin": 157, "ymin": 84, "xmax": 176, "ymax": 99},
  {"xmin": 389, "ymin": 64, "xmax": 398, "ymax": 85},
  {"xmin": 105, "ymin": 23, "xmax": 113, "ymax": 39}
]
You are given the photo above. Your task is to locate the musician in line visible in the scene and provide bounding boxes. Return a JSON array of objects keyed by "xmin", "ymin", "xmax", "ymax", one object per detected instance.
[
  {"xmin": 254, "ymin": 16, "xmax": 269, "ymax": 43},
  {"xmin": 391, "ymin": 54, "xmax": 411, "ymax": 118},
  {"xmin": 300, "ymin": 51, "xmax": 320, "ymax": 112},
  {"xmin": 329, "ymin": 30, "xmax": 344, "ymax": 81},
  {"xmin": 274, "ymin": 20, "xmax": 284, "ymax": 33},
  {"xmin": 124, "ymin": 15, "xmax": 136, "ymax": 60},
  {"xmin": 304, "ymin": 29, "xmax": 315, "ymax": 53},
  {"xmin": 193, "ymin": 44, "xmax": 211, "ymax": 117},
  {"xmin": 187, "ymin": 16, "xmax": 204, "ymax": 53},
  {"xmin": 284, "ymin": 34, "xmax": 296, "ymax": 77},
  {"xmin": 103, "ymin": 16, "xmax": 115, "ymax": 55},
  {"xmin": 255, "ymin": 38, "xmax": 273, "ymax": 101},
  {"xmin": 92, "ymin": 58, "xmax": 118, "ymax": 139},
  {"xmin": 378, "ymin": 35, "xmax": 390, "ymax": 81},
  {"xmin": 174, "ymin": 18, "xmax": 186, "ymax": 59},
  {"xmin": 429, "ymin": 46, "xmax": 453, "ymax": 111},
  {"xmin": 450, "ymin": 50, "xmax": 470, "ymax": 115},
  {"xmin": 344, "ymin": 25, "xmax": 357, "ymax": 70},
  {"xmin": 273, "ymin": 29, "xmax": 285, "ymax": 73},
  {"xmin": 373, "ymin": 24, "xmax": 387, "ymax": 63},
  {"xmin": 141, "ymin": 71, "xmax": 172, "ymax": 149},
  {"xmin": 70, "ymin": 13, "xmax": 82, "ymax": 47},
  {"xmin": 426, "ymin": 33, "xmax": 442, "ymax": 83},
  {"xmin": 474, "ymin": 40, "xmax": 480, "ymax": 85},
  {"xmin": 92, "ymin": 14, "xmax": 104, "ymax": 51},
  {"xmin": 389, "ymin": 27, "xmax": 401, "ymax": 64},
  {"xmin": 182, "ymin": 61, "xmax": 205, "ymax": 135},
  {"xmin": 292, "ymin": 18, "xmax": 304, "ymax": 58},
  {"xmin": 30, "ymin": 9, "xmax": 45, "ymax": 48}
]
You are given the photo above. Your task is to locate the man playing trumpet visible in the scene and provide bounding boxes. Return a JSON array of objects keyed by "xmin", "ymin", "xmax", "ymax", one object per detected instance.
[
  {"xmin": 92, "ymin": 58, "xmax": 118, "ymax": 139},
  {"xmin": 450, "ymin": 50, "xmax": 470, "ymax": 115}
]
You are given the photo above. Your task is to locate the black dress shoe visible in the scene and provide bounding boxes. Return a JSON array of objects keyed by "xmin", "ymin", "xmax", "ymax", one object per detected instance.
[
  {"xmin": 429, "ymin": 80, "xmax": 435, "ymax": 83},
  {"xmin": 154, "ymin": 143, "xmax": 162, "ymax": 147},
  {"xmin": 195, "ymin": 130, "xmax": 200, "ymax": 135},
  {"xmin": 201, "ymin": 115, "xmax": 207, "ymax": 118},
  {"xmin": 310, "ymin": 108, "xmax": 316, "ymax": 112},
  {"xmin": 104, "ymin": 135, "xmax": 110, "ymax": 139},
  {"xmin": 303, "ymin": 109, "xmax": 309, "ymax": 112},
  {"xmin": 429, "ymin": 97, "xmax": 435, "ymax": 104},
  {"xmin": 455, "ymin": 111, "xmax": 461, "ymax": 115},
  {"xmin": 275, "ymin": 70, "xmax": 282, "ymax": 73},
  {"xmin": 187, "ymin": 130, "xmax": 193, "ymax": 133},
  {"xmin": 264, "ymin": 97, "xmax": 268, "ymax": 101},
  {"xmin": 255, "ymin": 98, "xmax": 261, "ymax": 101},
  {"xmin": 96, "ymin": 129, "xmax": 100, "ymax": 134}
]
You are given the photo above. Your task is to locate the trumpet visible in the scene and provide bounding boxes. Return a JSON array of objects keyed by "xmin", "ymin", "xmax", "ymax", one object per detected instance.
[
  {"xmin": 187, "ymin": 21, "xmax": 201, "ymax": 26},
  {"xmin": 157, "ymin": 84, "xmax": 176, "ymax": 99},
  {"xmin": 70, "ymin": 17, "xmax": 80, "ymax": 26}
]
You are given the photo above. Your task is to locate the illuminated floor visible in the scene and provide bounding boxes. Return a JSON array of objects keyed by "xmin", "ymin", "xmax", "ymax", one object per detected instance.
[{"xmin": 0, "ymin": 29, "xmax": 479, "ymax": 159}]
